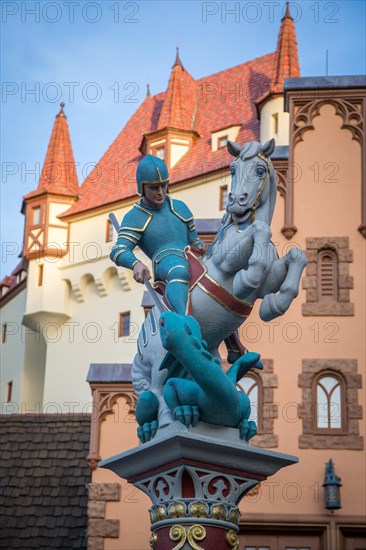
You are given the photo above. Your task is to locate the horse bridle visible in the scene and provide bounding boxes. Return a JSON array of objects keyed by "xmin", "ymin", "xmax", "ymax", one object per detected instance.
[{"xmin": 250, "ymin": 152, "xmax": 271, "ymax": 223}]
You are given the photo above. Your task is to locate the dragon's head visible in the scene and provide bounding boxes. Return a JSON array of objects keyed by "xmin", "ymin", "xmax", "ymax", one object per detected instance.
[{"xmin": 159, "ymin": 312, "xmax": 201, "ymax": 352}]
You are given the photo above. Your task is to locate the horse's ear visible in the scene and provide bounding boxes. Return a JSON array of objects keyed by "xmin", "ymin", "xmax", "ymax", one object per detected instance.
[
  {"xmin": 227, "ymin": 141, "xmax": 241, "ymax": 157},
  {"xmin": 263, "ymin": 138, "xmax": 276, "ymax": 157}
]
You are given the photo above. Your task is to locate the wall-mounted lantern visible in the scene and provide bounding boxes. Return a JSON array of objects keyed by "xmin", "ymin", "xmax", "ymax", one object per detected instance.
[{"xmin": 323, "ymin": 458, "xmax": 342, "ymax": 511}]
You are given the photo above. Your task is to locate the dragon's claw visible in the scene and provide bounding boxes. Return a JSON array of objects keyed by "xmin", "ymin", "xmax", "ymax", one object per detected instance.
[
  {"xmin": 174, "ymin": 405, "xmax": 200, "ymax": 428},
  {"xmin": 137, "ymin": 420, "xmax": 159, "ymax": 443},
  {"xmin": 238, "ymin": 418, "xmax": 257, "ymax": 441}
]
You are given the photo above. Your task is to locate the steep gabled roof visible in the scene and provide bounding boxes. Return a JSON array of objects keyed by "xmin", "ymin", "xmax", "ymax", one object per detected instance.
[
  {"xmin": 62, "ymin": 52, "xmax": 275, "ymax": 218},
  {"xmin": 157, "ymin": 48, "xmax": 199, "ymax": 130},
  {"xmin": 24, "ymin": 103, "xmax": 79, "ymax": 201},
  {"xmin": 271, "ymin": 1, "xmax": 300, "ymax": 93}
]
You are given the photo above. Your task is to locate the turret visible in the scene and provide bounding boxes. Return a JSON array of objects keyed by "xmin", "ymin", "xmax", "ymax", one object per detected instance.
[
  {"xmin": 139, "ymin": 48, "xmax": 200, "ymax": 169},
  {"xmin": 22, "ymin": 102, "xmax": 79, "ymax": 260},
  {"xmin": 257, "ymin": 1, "xmax": 300, "ymax": 145}
]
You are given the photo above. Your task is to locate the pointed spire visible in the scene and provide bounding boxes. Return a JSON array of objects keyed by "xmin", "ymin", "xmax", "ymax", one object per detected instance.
[
  {"xmin": 146, "ymin": 83, "xmax": 151, "ymax": 97},
  {"xmin": 173, "ymin": 46, "xmax": 183, "ymax": 69},
  {"xmin": 58, "ymin": 101, "xmax": 66, "ymax": 116},
  {"xmin": 271, "ymin": 1, "xmax": 300, "ymax": 92},
  {"xmin": 158, "ymin": 48, "xmax": 198, "ymax": 130},
  {"xmin": 24, "ymin": 103, "xmax": 79, "ymax": 200},
  {"xmin": 284, "ymin": 0, "xmax": 290, "ymax": 18}
]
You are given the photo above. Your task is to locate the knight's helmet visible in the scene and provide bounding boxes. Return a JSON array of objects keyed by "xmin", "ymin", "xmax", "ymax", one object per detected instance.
[{"xmin": 136, "ymin": 154, "xmax": 169, "ymax": 196}]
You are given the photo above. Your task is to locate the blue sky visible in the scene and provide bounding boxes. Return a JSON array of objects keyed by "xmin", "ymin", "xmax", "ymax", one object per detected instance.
[{"xmin": 1, "ymin": 0, "xmax": 365, "ymax": 277}]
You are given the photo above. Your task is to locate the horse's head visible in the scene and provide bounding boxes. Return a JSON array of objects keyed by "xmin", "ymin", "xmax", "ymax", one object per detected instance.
[{"xmin": 226, "ymin": 139, "xmax": 277, "ymax": 225}]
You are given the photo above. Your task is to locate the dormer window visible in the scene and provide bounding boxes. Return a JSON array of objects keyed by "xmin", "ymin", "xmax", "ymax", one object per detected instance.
[
  {"xmin": 155, "ymin": 146, "xmax": 165, "ymax": 160},
  {"xmin": 211, "ymin": 125, "xmax": 241, "ymax": 152},
  {"xmin": 272, "ymin": 113, "xmax": 279, "ymax": 135},
  {"xmin": 218, "ymin": 135, "xmax": 228, "ymax": 149}
]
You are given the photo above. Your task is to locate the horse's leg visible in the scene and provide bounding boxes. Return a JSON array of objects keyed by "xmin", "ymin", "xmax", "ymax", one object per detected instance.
[
  {"xmin": 233, "ymin": 221, "xmax": 272, "ymax": 301},
  {"xmin": 259, "ymin": 248, "xmax": 308, "ymax": 321}
]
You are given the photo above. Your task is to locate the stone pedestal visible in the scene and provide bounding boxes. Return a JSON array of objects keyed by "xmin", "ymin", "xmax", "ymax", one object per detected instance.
[{"xmin": 100, "ymin": 422, "xmax": 298, "ymax": 549}]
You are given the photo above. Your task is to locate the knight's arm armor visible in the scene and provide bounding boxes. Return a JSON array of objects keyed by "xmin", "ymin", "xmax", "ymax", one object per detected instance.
[
  {"xmin": 187, "ymin": 220, "xmax": 203, "ymax": 248},
  {"xmin": 110, "ymin": 205, "xmax": 151, "ymax": 269}
]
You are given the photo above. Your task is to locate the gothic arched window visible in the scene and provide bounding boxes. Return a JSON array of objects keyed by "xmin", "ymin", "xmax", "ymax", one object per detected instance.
[
  {"xmin": 317, "ymin": 248, "xmax": 338, "ymax": 303},
  {"xmin": 236, "ymin": 373, "xmax": 263, "ymax": 431},
  {"xmin": 313, "ymin": 372, "xmax": 346, "ymax": 433}
]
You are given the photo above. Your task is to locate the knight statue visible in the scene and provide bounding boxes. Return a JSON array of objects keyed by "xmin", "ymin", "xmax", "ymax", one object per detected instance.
[{"xmin": 110, "ymin": 154, "xmax": 204, "ymax": 315}]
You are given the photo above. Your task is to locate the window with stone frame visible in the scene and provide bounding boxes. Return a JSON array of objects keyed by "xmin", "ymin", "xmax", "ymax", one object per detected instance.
[
  {"xmin": 298, "ymin": 359, "xmax": 363, "ymax": 450},
  {"xmin": 236, "ymin": 359, "xmax": 278, "ymax": 448},
  {"xmin": 302, "ymin": 237, "xmax": 354, "ymax": 316},
  {"xmin": 313, "ymin": 371, "xmax": 346, "ymax": 433}
]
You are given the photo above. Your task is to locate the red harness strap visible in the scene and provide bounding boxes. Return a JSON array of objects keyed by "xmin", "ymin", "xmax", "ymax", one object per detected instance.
[{"xmin": 185, "ymin": 247, "xmax": 252, "ymax": 318}]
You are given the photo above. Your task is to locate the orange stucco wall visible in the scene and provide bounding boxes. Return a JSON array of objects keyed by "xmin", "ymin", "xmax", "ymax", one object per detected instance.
[{"xmin": 92, "ymin": 100, "xmax": 365, "ymax": 548}]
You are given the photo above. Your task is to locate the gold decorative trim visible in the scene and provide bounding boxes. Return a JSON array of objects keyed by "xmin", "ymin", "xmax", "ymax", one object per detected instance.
[
  {"xmin": 226, "ymin": 530, "xmax": 239, "ymax": 550},
  {"xmin": 187, "ymin": 525, "xmax": 206, "ymax": 550},
  {"xmin": 117, "ymin": 233, "xmax": 140, "ymax": 245},
  {"xmin": 167, "ymin": 195, "xmax": 193, "ymax": 222},
  {"xmin": 211, "ymin": 504, "xmax": 227, "ymax": 520},
  {"xmin": 189, "ymin": 501, "xmax": 209, "ymax": 518},
  {"xmin": 170, "ymin": 525, "xmax": 186, "ymax": 550},
  {"xmin": 169, "ymin": 502, "xmax": 185, "ymax": 518},
  {"xmin": 167, "ymin": 264, "xmax": 187, "ymax": 278},
  {"xmin": 149, "ymin": 532, "xmax": 157, "ymax": 549}
]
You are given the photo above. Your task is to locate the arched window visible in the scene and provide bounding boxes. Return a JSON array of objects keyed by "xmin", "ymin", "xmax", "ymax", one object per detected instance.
[
  {"xmin": 313, "ymin": 372, "xmax": 346, "ymax": 432},
  {"xmin": 237, "ymin": 374, "xmax": 263, "ymax": 431},
  {"xmin": 318, "ymin": 248, "xmax": 338, "ymax": 303}
]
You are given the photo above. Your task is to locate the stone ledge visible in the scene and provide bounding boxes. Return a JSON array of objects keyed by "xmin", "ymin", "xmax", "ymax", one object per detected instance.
[
  {"xmin": 302, "ymin": 302, "xmax": 354, "ymax": 316},
  {"xmin": 299, "ymin": 434, "xmax": 364, "ymax": 450}
]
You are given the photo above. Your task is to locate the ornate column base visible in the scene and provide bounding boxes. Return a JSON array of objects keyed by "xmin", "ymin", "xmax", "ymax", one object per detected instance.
[{"xmin": 100, "ymin": 422, "xmax": 298, "ymax": 549}]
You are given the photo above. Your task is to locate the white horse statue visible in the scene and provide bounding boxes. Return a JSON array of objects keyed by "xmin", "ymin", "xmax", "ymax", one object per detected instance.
[{"xmin": 132, "ymin": 139, "xmax": 307, "ymax": 442}]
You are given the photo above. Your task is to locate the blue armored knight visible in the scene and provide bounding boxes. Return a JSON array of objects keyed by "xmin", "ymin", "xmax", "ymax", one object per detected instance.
[{"xmin": 110, "ymin": 155, "xmax": 203, "ymax": 314}]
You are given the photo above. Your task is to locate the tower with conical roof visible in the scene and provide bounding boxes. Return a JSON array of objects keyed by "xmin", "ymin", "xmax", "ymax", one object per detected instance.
[
  {"xmin": 257, "ymin": 1, "xmax": 300, "ymax": 145},
  {"xmin": 22, "ymin": 102, "xmax": 79, "ymax": 260},
  {"xmin": 139, "ymin": 48, "xmax": 200, "ymax": 169}
]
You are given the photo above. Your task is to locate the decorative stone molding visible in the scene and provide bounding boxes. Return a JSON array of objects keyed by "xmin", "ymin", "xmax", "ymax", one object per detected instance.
[
  {"xmin": 302, "ymin": 237, "xmax": 354, "ymax": 316},
  {"xmin": 298, "ymin": 359, "xmax": 363, "ymax": 449},
  {"xmin": 94, "ymin": 277, "xmax": 107, "ymax": 297},
  {"xmin": 118, "ymin": 270, "xmax": 132, "ymax": 291},
  {"xmin": 272, "ymin": 159, "xmax": 297, "ymax": 240},
  {"xmin": 286, "ymin": 87, "xmax": 366, "ymax": 239},
  {"xmin": 293, "ymin": 98, "xmax": 363, "ymax": 147},
  {"xmin": 88, "ymin": 483, "xmax": 120, "ymax": 550},
  {"xmin": 250, "ymin": 359, "xmax": 278, "ymax": 448},
  {"xmin": 87, "ymin": 382, "xmax": 137, "ymax": 470},
  {"xmin": 71, "ymin": 283, "xmax": 84, "ymax": 303}
]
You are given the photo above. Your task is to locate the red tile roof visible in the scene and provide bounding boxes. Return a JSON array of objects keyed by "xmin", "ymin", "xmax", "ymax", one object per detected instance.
[
  {"xmin": 271, "ymin": 3, "xmax": 300, "ymax": 93},
  {"xmin": 0, "ymin": 260, "xmax": 27, "ymax": 293},
  {"xmin": 24, "ymin": 103, "xmax": 79, "ymax": 201},
  {"xmin": 62, "ymin": 52, "xmax": 277, "ymax": 218},
  {"xmin": 157, "ymin": 48, "xmax": 199, "ymax": 130}
]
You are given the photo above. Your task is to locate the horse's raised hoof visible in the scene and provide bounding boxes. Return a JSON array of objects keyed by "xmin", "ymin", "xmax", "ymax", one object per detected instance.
[
  {"xmin": 238, "ymin": 418, "xmax": 257, "ymax": 441},
  {"xmin": 173, "ymin": 405, "xmax": 200, "ymax": 428},
  {"xmin": 137, "ymin": 420, "xmax": 159, "ymax": 443}
]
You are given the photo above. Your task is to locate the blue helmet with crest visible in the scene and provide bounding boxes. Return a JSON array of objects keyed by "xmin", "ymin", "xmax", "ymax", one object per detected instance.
[{"xmin": 136, "ymin": 154, "xmax": 169, "ymax": 196}]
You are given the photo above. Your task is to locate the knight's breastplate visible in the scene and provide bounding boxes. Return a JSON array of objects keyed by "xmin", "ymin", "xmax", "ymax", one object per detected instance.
[{"xmin": 139, "ymin": 201, "xmax": 189, "ymax": 261}]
